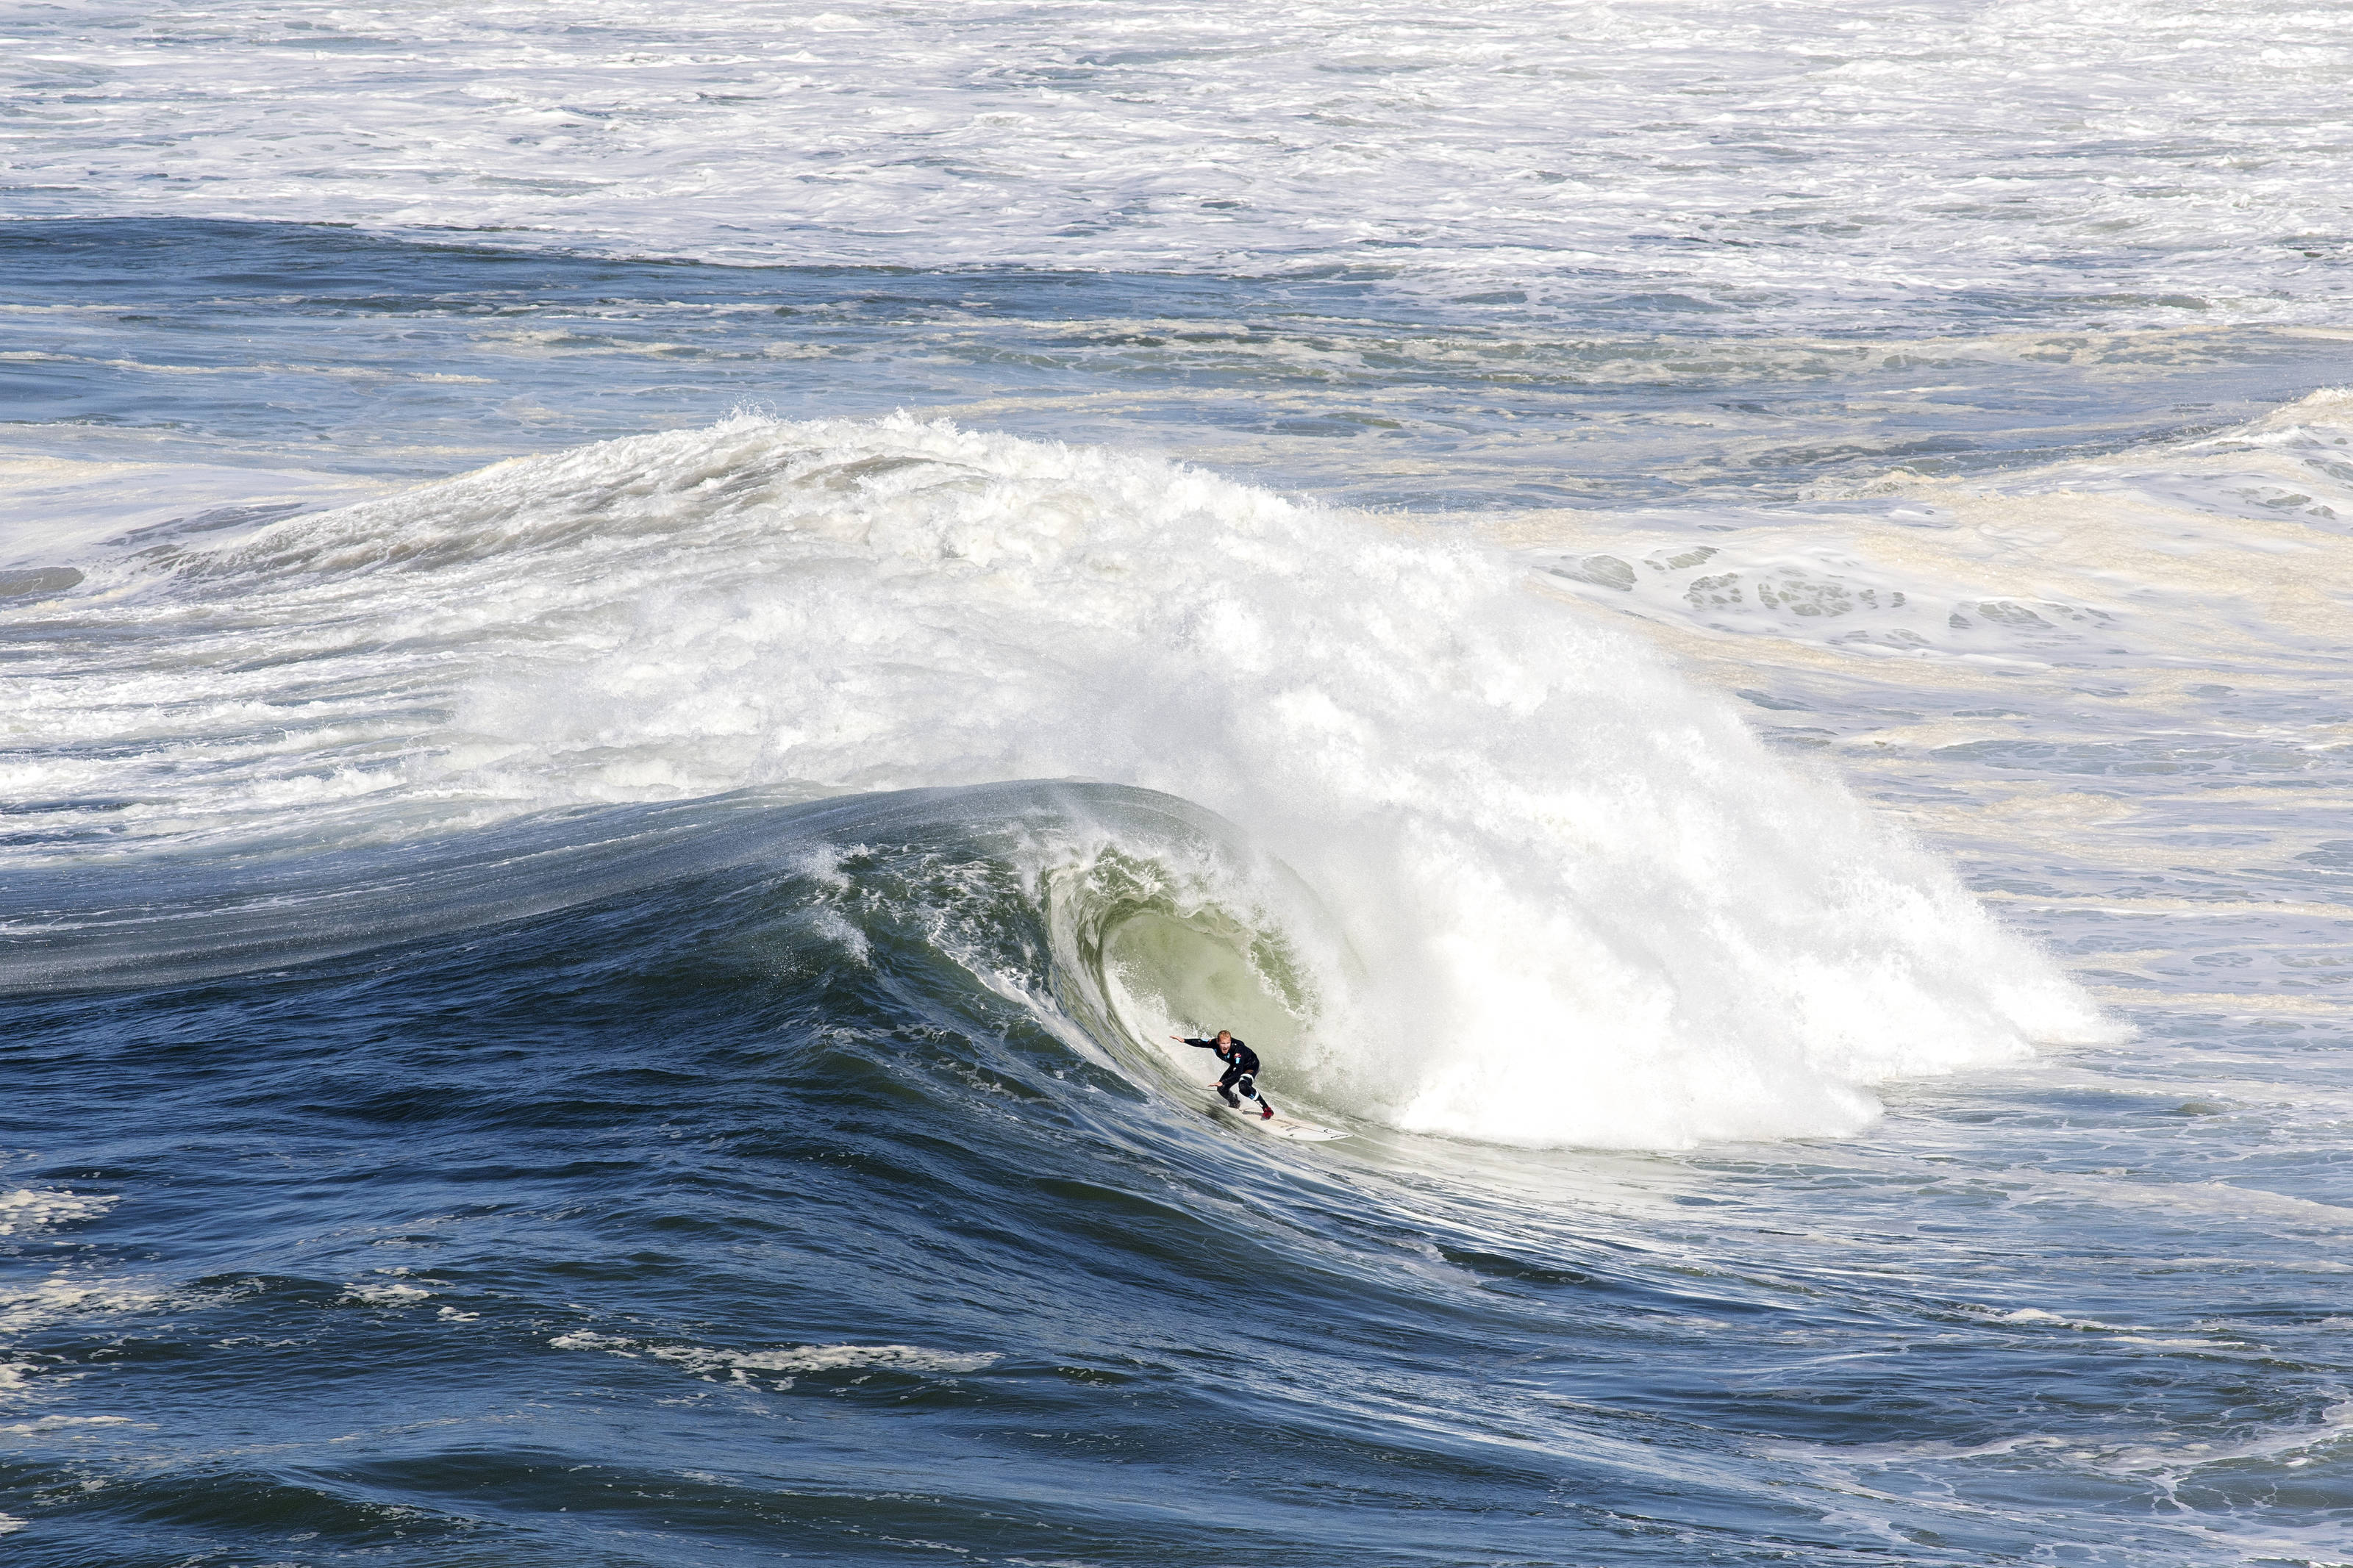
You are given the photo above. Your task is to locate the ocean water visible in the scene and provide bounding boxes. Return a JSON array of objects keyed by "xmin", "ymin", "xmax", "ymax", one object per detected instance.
[{"xmin": 4, "ymin": 4, "xmax": 2352, "ymax": 1564}]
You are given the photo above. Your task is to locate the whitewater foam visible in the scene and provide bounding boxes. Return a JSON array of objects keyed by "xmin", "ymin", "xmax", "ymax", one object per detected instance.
[
  {"xmin": 1505, "ymin": 387, "xmax": 2353, "ymax": 681},
  {"xmin": 11, "ymin": 1, "xmax": 2349, "ymax": 331},
  {"xmin": 1492, "ymin": 390, "xmax": 2353, "ymax": 1056},
  {"xmin": 0, "ymin": 1189, "xmax": 117, "ymax": 1239}
]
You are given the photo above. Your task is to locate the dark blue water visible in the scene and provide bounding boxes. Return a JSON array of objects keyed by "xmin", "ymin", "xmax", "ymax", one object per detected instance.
[{"xmin": 7, "ymin": 784, "xmax": 2351, "ymax": 1565}]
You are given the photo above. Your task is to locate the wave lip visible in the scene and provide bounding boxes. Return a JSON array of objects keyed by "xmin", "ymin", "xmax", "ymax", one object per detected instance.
[{"xmin": 26, "ymin": 415, "xmax": 2111, "ymax": 1148}]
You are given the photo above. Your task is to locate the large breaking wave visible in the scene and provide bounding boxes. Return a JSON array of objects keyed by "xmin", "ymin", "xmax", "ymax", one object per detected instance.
[{"xmin": 4, "ymin": 415, "xmax": 2112, "ymax": 1146}]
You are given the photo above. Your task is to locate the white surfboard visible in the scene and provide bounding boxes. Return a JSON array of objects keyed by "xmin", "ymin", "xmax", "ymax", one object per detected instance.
[{"xmin": 1207, "ymin": 1086, "xmax": 1347, "ymax": 1142}]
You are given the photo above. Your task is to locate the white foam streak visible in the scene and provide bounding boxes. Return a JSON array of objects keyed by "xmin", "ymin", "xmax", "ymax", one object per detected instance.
[{"xmin": 551, "ymin": 1330, "xmax": 999, "ymax": 1381}]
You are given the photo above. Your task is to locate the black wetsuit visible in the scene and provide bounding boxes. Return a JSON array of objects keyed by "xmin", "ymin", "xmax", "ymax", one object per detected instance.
[{"xmin": 1182, "ymin": 1036, "xmax": 1270, "ymax": 1113}]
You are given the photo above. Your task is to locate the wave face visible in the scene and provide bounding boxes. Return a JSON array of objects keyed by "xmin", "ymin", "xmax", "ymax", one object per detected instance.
[{"xmin": 7, "ymin": 416, "xmax": 2105, "ymax": 1146}]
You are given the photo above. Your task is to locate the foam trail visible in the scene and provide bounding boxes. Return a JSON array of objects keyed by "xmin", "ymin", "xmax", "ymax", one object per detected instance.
[{"xmin": 23, "ymin": 416, "xmax": 2113, "ymax": 1146}]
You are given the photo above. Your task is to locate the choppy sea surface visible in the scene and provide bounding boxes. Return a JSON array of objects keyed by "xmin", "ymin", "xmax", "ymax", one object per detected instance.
[{"xmin": 4, "ymin": 5, "xmax": 2352, "ymax": 1564}]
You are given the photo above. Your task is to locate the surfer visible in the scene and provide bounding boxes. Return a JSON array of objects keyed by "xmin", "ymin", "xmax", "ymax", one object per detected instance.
[{"xmin": 1173, "ymin": 1030, "xmax": 1274, "ymax": 1120}]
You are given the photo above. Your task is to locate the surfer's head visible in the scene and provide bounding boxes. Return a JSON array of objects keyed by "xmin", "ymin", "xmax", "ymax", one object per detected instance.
[{"xmin": 1215, "ymin": 1030, "xmax": 1232, "ymax": 1045}]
